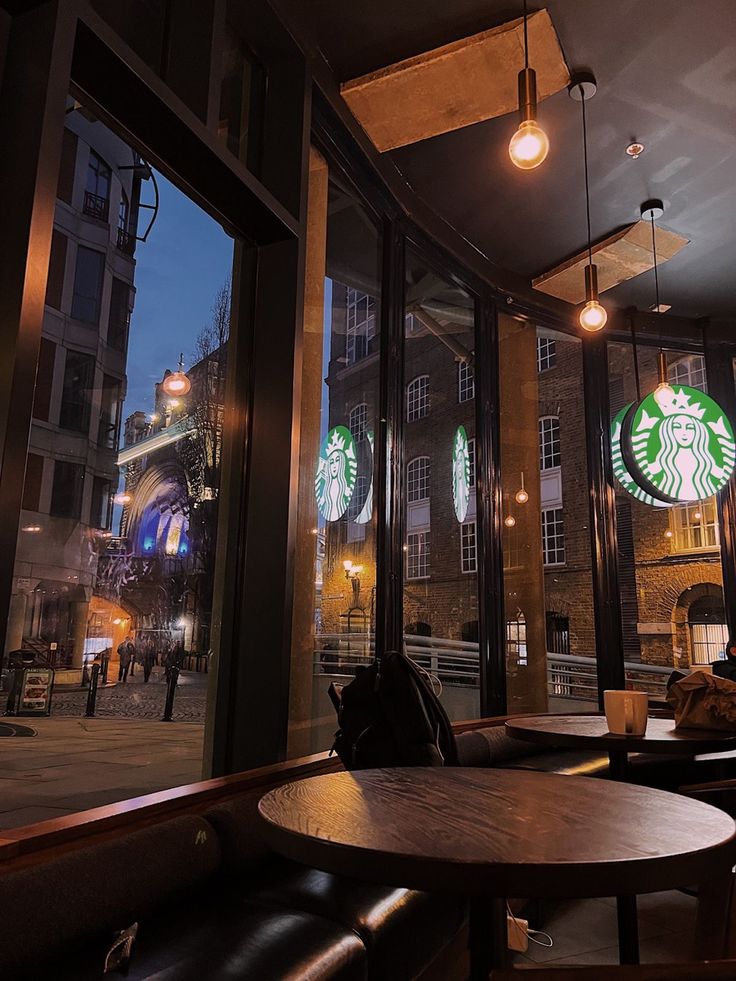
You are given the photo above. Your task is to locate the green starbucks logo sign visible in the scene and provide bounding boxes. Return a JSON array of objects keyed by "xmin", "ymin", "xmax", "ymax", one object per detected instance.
[
  {"xmin": 611, "ymin": 406, "xmax": 670, "ymax": 509},
  {"xmin": 452, "ymin": 426, "xmax": 471, "ymax": 522},
  {"xmin": 315, "ymin": 425, "xmax": 358, "ymax": 521},
  {"xmin": 621, "ymin": 385, "xmax": 736, "ymax": 503}
]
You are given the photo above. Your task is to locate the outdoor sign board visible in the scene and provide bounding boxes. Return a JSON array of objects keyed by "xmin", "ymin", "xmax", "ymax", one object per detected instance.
[
  {"xmin": 17, "ymin": 666, "xmax": 54, "ymax": 716},
  {"xmin": 621, "ymin": 385, "xmax": 736, "ymax": 504},
  {"xmin": 315, "ymin": 425, "xmax": 358, "ymax": 521},
  {"xmin": 611, "ymin": 406, "xmax": 670, "ymax": 508}
]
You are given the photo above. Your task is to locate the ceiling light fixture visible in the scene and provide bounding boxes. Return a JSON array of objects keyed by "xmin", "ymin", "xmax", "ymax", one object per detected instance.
[
  {"xmin": 570, "ymin": 72, "xmax": 606, "ymax": 332},
  {"xmin": 515, "ymin": 472, "xmax": 529, "ymax": 504},
  {"xmin": 626, "ymin": 142, "xmax": 645, "ymax": 159},
  {"xmin": 509, "ymin": 0, "xmax": 549, "ymax": 170},
  {"xmin": 641, "ymin": 198, "xmax": 674, "ymax": 408}
]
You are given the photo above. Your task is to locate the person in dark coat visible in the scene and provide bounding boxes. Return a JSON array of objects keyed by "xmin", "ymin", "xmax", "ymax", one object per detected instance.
[
  {"xmin": 117, "ymin": 638, "xmax": 132, "ymax": 682},
  {"xmin": 712, "ymin": 637, "xmax": 736, "ymax": 683},
  {"xmin": 142, "ymin": 645, "xmax": 155, "ymax": 683}
]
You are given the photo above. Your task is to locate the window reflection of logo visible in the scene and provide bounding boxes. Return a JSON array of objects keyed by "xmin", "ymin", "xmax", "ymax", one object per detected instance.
[
  {"xmin": 452, "ymin": 426, "xmax": 471, "ymax": 522},
  {"xmin": 354, "ymin": 432, "xmax": 374, "ymax": 525},
  {"xmin": 315, "ymin": 426, "xmax": 358, "ymax": 521},
  {"xmin": 622, "ymin": 385, "xmax": 736, "ymax": 503},
  {"xmin": 610, "ymin": 407, "xmax": 670, "ymax": 509}
]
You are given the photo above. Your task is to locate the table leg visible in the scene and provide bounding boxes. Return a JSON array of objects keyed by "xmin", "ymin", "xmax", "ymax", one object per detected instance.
[
  {"xmin": 608, "ymin": 750, "xmax": 629, "ymax": 782},
  {"xmin": 616, "ymin": 895, "xmax": 640, "ymax": 964},
  {"xmin": 694, "ymin": 871, "xmax": 734, "ymax": 959},
  {"xmin": 468, "ymin": 896, "xmax": 507, "ymax": 980}
]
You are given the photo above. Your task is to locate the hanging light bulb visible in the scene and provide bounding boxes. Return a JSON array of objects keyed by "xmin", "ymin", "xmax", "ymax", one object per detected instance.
[
  {"xmin": 641, "ymin": 200, "xmax": 674, "ymax": 406},
  {"xmin": 664, "ymin": 529, "xmax": 673, "ymax": 540},
  {"xmin": 161, "ymin": 352, "xmax": 191, "ymax": 397},
  {"xmin": 693, "ymin": 510, "xmax": 703, "ymax": 522},
  {"xmin": 515, "ymin": 472, "xmax": 529, "ymax": 505},
  {"xmin": 569, "ymin": 72, "xmax": 606, "ymax": 333},
  {"xmin": 509, "ymin": 0, "xmax": 549, "ymax": 170},
  {"xmin": 652, "ymin": 347, "xmax": 674, "ymax": 409},
  {"xmin": 505, "ymin": 514, "xmax": 517, "ymax": 528}
]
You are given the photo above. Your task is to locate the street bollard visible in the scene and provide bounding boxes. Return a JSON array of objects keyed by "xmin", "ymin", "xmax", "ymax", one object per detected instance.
[
  {"xmin": 85, "ymin": 663, "xmax": 100, "ymax": 718},
  {"xmin": 162, "ymin": 666, "xmax": 179, "ymax": 722}
]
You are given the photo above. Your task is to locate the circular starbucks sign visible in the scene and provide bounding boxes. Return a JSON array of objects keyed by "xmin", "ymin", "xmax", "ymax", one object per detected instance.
[
  {"xmin": 621, "ymin": 385, "xmax": 736, "ymax": 503},
  {"xmin": 452, "ymin": 425, "xmax": 471, "ymax": 522},
  {"xmin": 315, "ymin": 425, "xmax": 358, "ymax": 521},
  {"xmin": 611, "ymin": 406, "xmax": 670, "ymax": 509}
]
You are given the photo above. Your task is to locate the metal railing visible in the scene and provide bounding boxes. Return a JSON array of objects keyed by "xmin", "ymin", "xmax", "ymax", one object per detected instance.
[
  {"xmin": 116, "ymin": 227, "xmax": 136, "ymax": 255},
  {"xmin": 314, "ymin": 634, "xmax": 674, "ymax": 702},
  {"xmin": 83, "ymin": 190, "xmax": 109, "ymax": 221}
]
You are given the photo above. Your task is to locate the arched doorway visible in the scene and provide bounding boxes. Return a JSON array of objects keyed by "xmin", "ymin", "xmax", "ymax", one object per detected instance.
[{"xmin": 689, "ymin": 593, "xmax": 728, "ymax": 665}]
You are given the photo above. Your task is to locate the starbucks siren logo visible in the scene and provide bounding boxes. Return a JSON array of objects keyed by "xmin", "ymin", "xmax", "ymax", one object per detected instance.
[
  {"xmin": 610, "ymin": 406, "xmax": 670, "ymax": 509},
  {"xmin": 315, "ymin": 425, "xmax": 358, "ymax": 521},
  {"xmin": 622, "ymin": 385, "xmax": 736, "ymax": 503},
  {"xmin": 452, "ymin": 425, "xmax": 471, "ymax": 522},
  {"xmin": 354, "ymin": 431, "xmax": 374, "ymax": 525}
]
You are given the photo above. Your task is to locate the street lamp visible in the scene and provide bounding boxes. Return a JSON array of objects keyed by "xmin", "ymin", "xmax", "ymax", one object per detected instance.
[{"xmin": 343, "ymin": 559, "xmax": 363, "ymax": 601}]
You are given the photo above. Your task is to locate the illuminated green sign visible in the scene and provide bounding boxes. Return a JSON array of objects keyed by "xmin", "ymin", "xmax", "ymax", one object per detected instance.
[
  {"xmin": 354, "ymin": 431, "xmax": 374, "ymax": 525},
  {"xmin": 452, "ymin": 425, "xmax": 471, "ymax": 522},
  {"xmin": 315, "ymin": 425, "xmax": 358, "ymax": 521},
  {"xmin": 611, "ymin": 406, "xmax": 670, "ymax": 509},
  {"xmin": 621, "ymin": 385, "xmax": 736, "ymax": 503}
]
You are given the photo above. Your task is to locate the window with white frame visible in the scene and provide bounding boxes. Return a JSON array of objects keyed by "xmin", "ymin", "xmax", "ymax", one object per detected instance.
[
  {"xmin": 542, "ymin": 507, "xmax": 565, "ymax": 565},
  {"xmin": 407, "ymin": 456, "xmax": 431, "ymax": 503},
  {"xmin": 670, "ymin": 498, "xmax": 719, "ymax": 552},
  {"xmin": 507, "ymin": 615, "xmax": 528, "ymax": 667},
  {"xmin": 537, "ymin": 336, "xmax": 556, "ymax": 372},
  {"xmin": 406, "ymin": 375, "xmax": 429, "ymax": 421},
  {"xmin": 346, "ymin": 288, "xmax": 376, "ymax": 365},
  {"xmin": 467, "ymin": 437, "xmax": 476, "ymax": 488},
  {"xmin": 458, "ymin": 360, "xmax": 475, "ymax": 403},
  {"xmin": 406, "ymin": 531, "xmax": 430, "ymax": 579},
  {"xmin": 461, "ymin": 521, "xmax": 477, "ymax": 573},
  {"xmin": 668, "ymin": 354, "xmax": 707, "ymax": 392},
  {"xmin": 349, "ymin": 402, "xmax": 368, "ymax": 442},
  {"xmin": 539, "ymin": 416, "xmax": 561, "ymax": 471}
]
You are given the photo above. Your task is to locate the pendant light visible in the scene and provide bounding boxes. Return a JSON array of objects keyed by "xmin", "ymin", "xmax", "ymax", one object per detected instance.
[
  {"xmin": 515, "ymin": 472, "xmax": 529, "ymax": 504},
  {"xmin": 161, "ymin": 352, "xmax": 192, "ymax": 397},
  {"xmin": 569, "ymin": 72, "xmax": 607, "ymax": 332},
  {"xmin": 509, "ymin": 0, "xmax": 549, "ymax": 170},
  {"xmin": 641, "ymin": 199, "xmax": 674, "ymax": 408}
]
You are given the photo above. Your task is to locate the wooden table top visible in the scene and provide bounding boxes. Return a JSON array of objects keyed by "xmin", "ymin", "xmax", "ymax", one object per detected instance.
[
  {"xmin": 505, "ymin": 714, "xmax": 736, "ymax": 754},
  {"xmin": 257, "ymin": 768, "xmax": 736, "ymax": 898}
]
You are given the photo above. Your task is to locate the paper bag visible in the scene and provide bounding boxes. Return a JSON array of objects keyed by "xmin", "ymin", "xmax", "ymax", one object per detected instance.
[{"xmin": 666, "ymin": 669, "xmax": 736, "ymax": 731}]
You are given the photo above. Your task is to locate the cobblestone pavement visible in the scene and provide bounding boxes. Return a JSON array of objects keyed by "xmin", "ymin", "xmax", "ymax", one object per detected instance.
[{"xmin": 49, "ymin": 669, "xmax": 209, "ymax": 722}]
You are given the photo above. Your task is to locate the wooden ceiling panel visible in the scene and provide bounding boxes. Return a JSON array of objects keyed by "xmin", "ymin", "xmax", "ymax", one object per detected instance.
[{"xmin": 340, "ymin": 10, "xmax": 569, "ymax": 152}]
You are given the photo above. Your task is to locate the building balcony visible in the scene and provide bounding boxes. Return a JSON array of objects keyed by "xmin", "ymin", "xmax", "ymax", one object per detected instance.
[
  {"xmin": 116, "ymin": 227, "xmax": 137, "ymax": 256},
  {"xmin": 82, "ymin": 190, "xmax": 110, "ymax": 222}
]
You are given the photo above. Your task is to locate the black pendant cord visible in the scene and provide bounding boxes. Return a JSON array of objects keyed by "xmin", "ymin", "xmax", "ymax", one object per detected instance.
[
  {"xmin": 581, "ymin": 92, "xmax": 593, "ymax": 267},
  {"xmin": 523, "ymin": 0, "xmax": 529, "ymax": 70},
  {"xmin": 650, "ymin": 212, "xmax": 668, "ymax": 379}
]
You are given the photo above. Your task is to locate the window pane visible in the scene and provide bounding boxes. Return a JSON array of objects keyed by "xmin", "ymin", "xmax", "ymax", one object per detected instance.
[
  {"xmin": 287, "ymin": 150, "xmax": 381, "ymax": 757},
  {"xmin": 4, "ymin": 102, "xmax": 237, "ymax": 826},
  {"xmin": 71, "ymin": 246, "xmax": 104, "ymax": 324},
  {"xmin": 403, "ymin": 248, "xmax": 478, "ymax": 720},
  {"xmin": 608, "ymin": 343, "xmax": 727, "ymax": 681},
  {"xmin": 500, "ymin": 321, "xmax": 598, "ymax": 713}
]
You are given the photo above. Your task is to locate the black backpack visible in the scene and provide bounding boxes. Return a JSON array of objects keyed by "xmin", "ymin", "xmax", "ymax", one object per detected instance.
[{"xmin": 328, "ymin": 650, "xmax": 458, "ymax": 770}]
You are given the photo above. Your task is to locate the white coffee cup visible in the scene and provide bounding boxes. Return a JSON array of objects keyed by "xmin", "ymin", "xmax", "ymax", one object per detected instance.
[{"xmin": 604, "ymin": 690, "xmax": 649, "ymax": 736}]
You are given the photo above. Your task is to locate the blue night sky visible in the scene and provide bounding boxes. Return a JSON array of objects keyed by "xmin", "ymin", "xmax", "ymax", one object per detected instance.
[{"xmin": 122, "ymin": 170, "xmax": 234, "ymax": 421}]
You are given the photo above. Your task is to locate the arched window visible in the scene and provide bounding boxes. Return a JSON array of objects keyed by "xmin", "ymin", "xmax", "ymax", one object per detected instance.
[
  {"xmin": 349, "ymin": 402, "xmax": 368, "ymax": 442},
  {"xmin": 668, "ymin": 354, "xmax": 706, "ymax": 392},
  {"xmin": 407, "ymin": 456, "xmax": 430, "ymax": 503},
  {"xmin": 406, "ymin": 374, "xmax": 429, "ymax": 421},
  {"xmin": 689, "ymin": 594, "xmax": 727, "ymax": 665},
  {"xmin": 538, "ymin": 415, "xmax": 561, "ymax": 471},
  {"xmin": 458, "ymin": 360, "xmax": 474, "ymax": 402}
]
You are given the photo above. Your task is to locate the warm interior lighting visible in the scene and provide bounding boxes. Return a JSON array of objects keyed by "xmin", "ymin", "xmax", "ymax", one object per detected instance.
[
  {"xmin": 579, "ymin": 264, "xmax": 607, "ymax": 332},
  {"xmin": 515, "ymin": 473, "xmax": 529, "ymax": 504},
  {"xmin": 508, "ymin": 2, "xmax": 548, "ymax": 171},
  {"xmin": 693, "ymin": 510, "xmax": 702, "ymax": 521},
  {"xmin": 664, "ymin": 529, "xmax": 673, "ymax": 539},
  {"xmin": 504, "ymin": 515, "xmax": 516, "ymax": 528},
  {"xmin": 509, "ymin": 119, "xmax": 549, "ymax": 170},
  {"xmin": 343, "ymin": 560, "xmax": 353, "ymax": 572},
  {"xmin": 22, "ymin": 524, "xmax": 42, "ymax": 533},
  {"xmin": 652, "ymin": 350, "xmax": 674, "ymax": 408}
]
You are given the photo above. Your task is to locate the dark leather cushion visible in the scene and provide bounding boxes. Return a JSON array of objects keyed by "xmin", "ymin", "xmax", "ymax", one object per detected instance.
[
  {"xmin": 22, "ymin": 900, "xmax": 367, "ymax": 981},
  {"xmin": 246, "ymin": 865, "xmax": 466, "ymax": 981},
  {"xmin": 0, "ymin": 814, "xmax": 221, "ymax": 977},
  {"xmin": 204, "ymin": 790, "xmax": 273, "ymax": 871},
  {"xmin": 456, "ymin": 726, "xmax": 549, "ymax": 766}
]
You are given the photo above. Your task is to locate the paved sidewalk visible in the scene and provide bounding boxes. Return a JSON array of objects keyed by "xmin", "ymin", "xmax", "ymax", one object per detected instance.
[
  {"xmin": 49, "ymin": 668, "xmax": 208, "ymax": 721},
  {"xmin": 0, "ymin": 717, "xmax": 204, "ymax": 830}
]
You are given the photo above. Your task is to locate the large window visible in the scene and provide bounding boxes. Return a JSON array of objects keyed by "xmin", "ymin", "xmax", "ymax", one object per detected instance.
[
  {"xmin": 71, "ymin": 246, "xmax": 105, "ymax": 324},
  {"xmin": 608, "ymin": 343, "xmax": 726, "ymax": 673},
  {"xmin": 500, "ymin": 321, "xmax": 597, "ymax": 713},
  {"xmin": 403, "ymin": 248, "xmax": 478, "ymax": 720},
  {"xmin": 59, "ymin": 350, "xmax": 95, "ymax": 434},
  {"xmin": 84, "ymin": 150, "xmax": 111, "ymax": 220},
  {"xmin": 287, "ymin": 152, "xmax": 381, "ymax": 757}
]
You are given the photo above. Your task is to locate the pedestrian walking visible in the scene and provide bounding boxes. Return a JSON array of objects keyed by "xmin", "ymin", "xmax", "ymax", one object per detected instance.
[
  {"xmin": 142, "ymin": 645, "xmax": 155, "ymax": 683},
  {"xmin": 101, "ymin": 646, "xmax": 111, "ymax": 684},
  {"xmin": 117, "ymin": 637, "xmax": 132, "ymax": 682},
  {"xmin": 128, "ymin": 637, "xmax": 137, "ymax": 677}
]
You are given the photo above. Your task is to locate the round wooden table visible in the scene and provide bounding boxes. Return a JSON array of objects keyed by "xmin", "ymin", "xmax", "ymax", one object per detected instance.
[
  {"xmin": 258, "ymin": 767, "xmax": 736, "ymax": 980},
  {"xmin": 505, "ymin": 714, "xmax": 736, "ymax": 780}
]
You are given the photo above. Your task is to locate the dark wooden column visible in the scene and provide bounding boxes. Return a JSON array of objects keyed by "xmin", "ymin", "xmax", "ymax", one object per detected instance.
[
  {"xmin": 584, "ymin": 335, "xmax": 625, "ymax": 704},
  {"xmin": 0, "ymin": 1, "xmax": 77, "ymax": 655},
  {"xmin": 476, "ymin": 293, "xmax": 507, "ymax": 716},
  {"xmin": 704, "ymin": 323, "xmax": 736, "ymax": 639}
]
